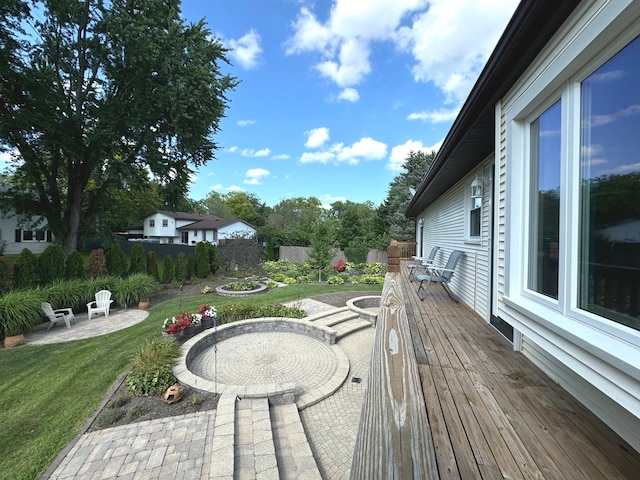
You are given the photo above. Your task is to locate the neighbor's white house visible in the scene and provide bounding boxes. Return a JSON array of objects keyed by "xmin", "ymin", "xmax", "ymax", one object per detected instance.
[
  {"xmin": 0, "ymin": 213, "xmax": 53, "ymax": 255},
  {"xmin": 407, "ymin": 0, "xmax": 640, "ymax": 452},
  {"xmin": 135, "ymin": 211, "xmax": 256, "ymax": 245},
  {"xmin": 0, "ymin": 186, "xmax": 54, "ymax": 255}
]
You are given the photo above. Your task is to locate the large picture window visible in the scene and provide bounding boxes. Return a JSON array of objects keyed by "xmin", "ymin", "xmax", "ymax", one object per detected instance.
[
  {"xmin": 529, "ymin": 101, "xmax": 561, "ymax": 299},
  {"xmin": 579, "ymin": 35, "xmax": 640, "ymax": 331}
]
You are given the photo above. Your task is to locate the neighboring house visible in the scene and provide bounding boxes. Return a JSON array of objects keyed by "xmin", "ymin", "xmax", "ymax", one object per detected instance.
[
  {"xmin": 136, "ymin": 211, "xmax": 256, "ymax": 245},
  {"xmin": 407, "ymin": 0, "xmax": 640, "ymax": 452},
  {"xmin": 0, "ymin": 186, "xmax": 54, "ymax": 255}
]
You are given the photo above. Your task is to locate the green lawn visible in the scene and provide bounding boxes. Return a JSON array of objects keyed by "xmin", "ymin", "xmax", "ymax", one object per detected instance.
[{"xmin": 0, "ymin": 283, "xmax": 381, "ymax": 480}]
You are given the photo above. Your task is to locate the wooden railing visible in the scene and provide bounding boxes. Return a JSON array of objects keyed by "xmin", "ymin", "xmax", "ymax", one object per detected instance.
[
  {"xmin": 395, "ymin": 241, "xmax": 417, "ymax": 259},
  {"xmin": 350, "ymin": 272, "xmax": 439, "ymax": 478}
]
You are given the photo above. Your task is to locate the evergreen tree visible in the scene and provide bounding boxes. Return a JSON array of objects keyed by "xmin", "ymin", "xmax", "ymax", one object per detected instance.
[{"xmin": 129, "ymin": 244, "xmax": 147, "ymax": 274}]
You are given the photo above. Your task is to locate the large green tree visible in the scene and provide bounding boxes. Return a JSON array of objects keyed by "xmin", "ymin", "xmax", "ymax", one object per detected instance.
[
  {"xmin": 379, "ymin": 150, "xmax": 435, "ymax": 241},
  {"xmin": 0, "ymin": 0, "xmax": 238, "ymax": 256}
]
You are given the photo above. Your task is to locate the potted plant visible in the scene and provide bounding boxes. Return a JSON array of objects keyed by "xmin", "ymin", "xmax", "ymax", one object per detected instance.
[
  {"xmin": 138, "ymin": 298, "xmax": 151, "ymax": 310},
  {"xmin": 197, "ymin": 304, "xmax": 218, "ymax": 329}
]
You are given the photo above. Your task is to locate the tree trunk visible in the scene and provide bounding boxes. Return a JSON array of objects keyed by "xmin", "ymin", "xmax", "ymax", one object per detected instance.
[{"xmin": 63, "ymin": 183, "xmax": 84, "ymax": 258}]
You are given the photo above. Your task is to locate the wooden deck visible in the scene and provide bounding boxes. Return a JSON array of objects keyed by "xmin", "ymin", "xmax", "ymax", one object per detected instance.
[{"xmin": 399, "ymin": 260, "xmax": 640, "ymax": 479}]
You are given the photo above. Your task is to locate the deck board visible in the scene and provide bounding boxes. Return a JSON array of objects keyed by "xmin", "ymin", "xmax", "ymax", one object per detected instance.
[{"xmin": 399, "ymin": 260, "xmax": 640, "ymax": 479}]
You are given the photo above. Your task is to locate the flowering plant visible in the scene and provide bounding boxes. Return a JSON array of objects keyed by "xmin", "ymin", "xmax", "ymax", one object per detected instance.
[
  {"xmin": 191, "ymin": 313, "xmax": 202, "ymax": 325},
  {"xmin": 201, "ymin": 285, "xmax": 214, "ymax": 294},
  {"xmin": 197, "ymin": 304, "xmax": 217, "ymax": 318},
  {"xmin": 162, "ymin": 311, "xmax": 193, "ymax": 334}
]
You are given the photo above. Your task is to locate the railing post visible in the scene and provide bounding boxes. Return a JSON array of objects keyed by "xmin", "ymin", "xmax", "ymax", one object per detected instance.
[{"xmin": 350, "ymin": 271, "xmax": 439, "ymax": 479}]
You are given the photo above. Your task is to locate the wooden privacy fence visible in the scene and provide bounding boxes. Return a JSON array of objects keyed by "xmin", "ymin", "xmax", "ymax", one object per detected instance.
[
  {"xmin": 350, "ymin": 270, "xmax": 438, "ymax": 478},
  {"xmin": 278, "ymin": 246, "xmax": 387, "ymax": 264}
]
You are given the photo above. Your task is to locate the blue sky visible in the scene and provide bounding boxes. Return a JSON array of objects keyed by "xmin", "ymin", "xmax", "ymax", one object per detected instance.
[
  {"xmin": 0, "ymin": 0, "xmax": 520, "ymax": 208},
  {"xmin": 181, "ymin": 0, "xmax": 520, "ymax": 207}
]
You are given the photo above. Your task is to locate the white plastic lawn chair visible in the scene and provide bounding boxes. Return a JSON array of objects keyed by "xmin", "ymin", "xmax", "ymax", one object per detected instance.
[
  {"xmin": 41, "ymin": 302, "xmax": 76, "ymax": 330},
  {"xmin": 87, "ymin": 290, "xmax": 113, "ymax": 320}
]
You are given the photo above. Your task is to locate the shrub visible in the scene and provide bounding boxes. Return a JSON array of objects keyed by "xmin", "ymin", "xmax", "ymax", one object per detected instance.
[
  {"xmin": 327, "ymin": 275, "xmax": 345, "ymax": 285},
  {"xmin": 195, "ymin": 242, "xmax": 210, "ymax": 278},
  {"xmin": 14, "ymin": 248, "xmax": 39, "ymax": 289},
  {"xmin": 38, "ymin": 244, "xmax": 65, "ymax": 284},
  {"xmin": 0, "ymin": 289, "xmax": 43, "ymax": 336},
  {"xmin": 0, "ymin": 256, "xmax": 13, "ymax": 292},
  {"xmin": 175, "ymin": 252, "xmax": 189, "ymax": 281},
  {"xmin": 146, "ymin": 251, "xmax": 159, "ymax": 281},
  {"xmin": 188, "ymin": 254, "xmax": 196, "ymax": 279},
  {"xmin": 125, "ymin": 337, "xmax": 181, "ymax": 396},
  {"xmin": 209, "ymin": 244, "xmax": 220, "ymax": 273},
  {"xmin": 44, "ymin": 279, "xmax": 88, "ymax": 310},
  {"xmin": 87, "ymin": 249, "xmax": 107, "ymax": 278},
  {"xmin": 65, "ymin": 250, "xmax": 86, "ymax": 279},
  {"xmin": 344, "ymin": 245, "xmax": 368, "ymax": 264},
  {"xmin": 113, "ymin": 273, "xmax": 159, "ymax": 308},
  {"xmin": 162, "ymin": 255, "xmax": 175, "ymax": 283},
  {"xmin": 129, "ymin": 244, "xmax": 146, "ymax": 274},
  {"xmin": 106, "ymin": 243, "xmax": 129, "ymax": 277},
  {"xmin": 218, "ymin": 302, "xmax": 305, "ymax": 324}
]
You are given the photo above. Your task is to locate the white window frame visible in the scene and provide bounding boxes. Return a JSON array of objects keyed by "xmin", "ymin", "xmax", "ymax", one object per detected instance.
[
  {"xmin": 503, "ymin": 4, "xmax": 640, "ymax": 351},
  {"xmin": 149, "ymin": 219, "xmax": 155, "ymax": 227},
  {"xmin": 162, "ymin": 219, "xmax": 168, "ymax": 227},
  {"xmin": 465, "ymin": 180, "xmax": 482, "ymax": 244}
]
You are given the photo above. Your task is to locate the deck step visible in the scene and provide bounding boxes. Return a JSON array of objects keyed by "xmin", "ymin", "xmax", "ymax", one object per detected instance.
[
  {"xmin": 234, "ymin": 398, "xmax": 279, "ymax": 479},
  {"xmin": 271, "ymin": 402, "xmax": 322, "ymax": 479},
  {"xmin": 334, "ymin": 318, "xmax": 373, "ymax": 340}
]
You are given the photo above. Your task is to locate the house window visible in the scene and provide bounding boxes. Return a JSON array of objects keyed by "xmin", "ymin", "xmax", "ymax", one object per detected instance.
[
  {"xmin": 468, "ymin": 178, "xmax": 482, "ymax": 240},
  {"xmin": 528, "ymin": 101, "xmax": 561, "ymax": 300},
  {"xmin": 16, "ymin": 230, "xmax": 47, "ymax": 242},
  {"xmin": 162, "ymin": 219, "xmax": 168, "ymax": 227},
  {"xmin": 181, "ymin": 231, "xmax": 189, "ymax": 244},
  {"xmin": 149, "ymin": 219, "xmax": 155, "ymax": 227},
  {"xmin": 578, "ymin": 35, "xmax": 640, "ymax": 330}
]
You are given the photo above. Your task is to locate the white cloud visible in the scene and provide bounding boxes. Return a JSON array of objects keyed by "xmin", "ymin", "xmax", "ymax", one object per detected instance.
[
  {"xmin": 387, "ymin": 139, "xmax": 441, "ymax": 171},
  {"xmin": 300, "ymin": 136, "xmax": 388, "ymax": 165},
  {"xmin": 228, "ymin": 146, "xmax": 239, "ymax": 153},
  {"xmin": 591, "ymin": 104, "xmax": 640, "ymax": 128},
  {"xmin": 241, "ymin": 148, "xmax": 271, "ymax": 157},
  {"xmin": 305, "ymin": 127, "xmax": 330, "ymax": 148},
  {"xmin": 315, "ymin": 38, "xmax": 371, "ymax": 86},
  {"xmin": 396, "ymin": 0, "xmax": 518, "ymax": 104},
  {"xmin": 300, "ymin": 151, "xmax": 335, "ymax": 164},
  {"xmin": 210, "ymin": 183, "xmax": 244, "ymax": 192},
  {"xmin": 338, "ymin": 87, "xmax": 359, "ymax": 102},
  {"xmin": 228, "ymin": 29, "xmax": 263, "ymax": 70},
  {"xmin": 271, "ymin": 153, "xmax": 291, "ymax": 160},
  {"xmin": 320, "ymin": 194, "xmax": 347, "ymax": 209},
  {"xmin": 407, "ymin": 107, "xmax": 460, "ymax": 123},
  {"xmin": 335, "ymin": 137, "xmax": 387, "ymax": 164},
  {"xmin": 286, "ymin": 0, "xmax": 518, "ymax": 104},
  {"xmin": 237, "ymin": 119, "xmax": 255, "ymax": 127},
  {"xmin": 244, "ymin": 168, "xmax": 270, "ymax": 185}
]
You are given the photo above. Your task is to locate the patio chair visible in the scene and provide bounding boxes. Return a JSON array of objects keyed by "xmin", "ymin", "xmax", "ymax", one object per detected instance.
[
  {"xmin": 87, "ymin": 290, "xmax": 113, "ymax": 320},
  {"xmin": 416, "ymin": 250, "xmax": 464, "ymax": 301},
  {"xmin": 42, "ymin": 302, "xmax": 76, "ymax": 330},
  {"xmin": 407, "ymin": 246, "xmax": 440, "ymax": 281}
]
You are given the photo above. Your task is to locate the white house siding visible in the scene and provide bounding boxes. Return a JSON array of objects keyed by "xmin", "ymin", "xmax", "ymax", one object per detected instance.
[
  {"xmin": 218, "ymin": 222, "xmax": 256, "ymax": 240},
  {"xmin": 420, "ymin": 161, "xmax": 493, "ymax": 320},
  {"xmin": 0, "ymin": 214, "xmax": 53, "ymax": 255},
  {"xmin": 144, "ymin": 213, "xmax": 177, "ymax": 242},
  {"xmin": 497, "ymin": 0, "xmax": 640, "ymax": 451}
]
